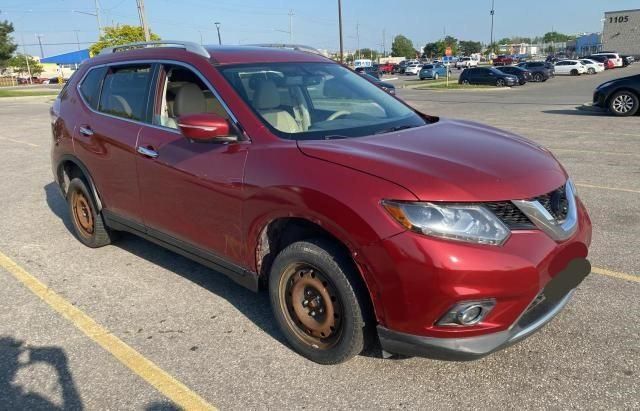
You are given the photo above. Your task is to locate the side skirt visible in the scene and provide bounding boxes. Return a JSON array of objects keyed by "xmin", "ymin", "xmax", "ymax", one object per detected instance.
[{"xmin": 102, "ymin": 210, "xmax": 259, "ymax": 292}]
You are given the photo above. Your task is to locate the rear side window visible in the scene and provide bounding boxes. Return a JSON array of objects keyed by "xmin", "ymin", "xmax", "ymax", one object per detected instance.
[
  {"xmin": 98, "ymin": 65, "xmax": 153, "ymax": 122},
  {"xmin": 79, "ymin": 67, "xmax": 107, "ymax": 109}
]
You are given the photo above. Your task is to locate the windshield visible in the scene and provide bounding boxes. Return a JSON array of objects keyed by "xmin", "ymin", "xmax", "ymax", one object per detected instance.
[
  {"xmin": 220, "ymin": 62, "xmax": 428, "ymax": 140},
  {"xmin": 422, "ymin": 65, "xmax": 434, "ymax": 69}
]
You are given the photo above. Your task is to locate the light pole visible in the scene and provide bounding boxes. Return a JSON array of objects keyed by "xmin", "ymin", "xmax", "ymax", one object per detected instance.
[
  {"xmin": 214, "ymin": 22, "xmax": 222, "ymax": 45},
  {"xmin": 36, "ymin": 34, "xmax": 44, "ymax": 58},
  {"xmin": 489, "ymin": 0, "xmax": 495, "ymax": 54},
  {"xmin": 338, "ymin": 0, "xmax": 344, "ymax": 63}
]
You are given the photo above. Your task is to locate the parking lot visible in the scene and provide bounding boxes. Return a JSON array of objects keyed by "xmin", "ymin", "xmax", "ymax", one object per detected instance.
[{"xmin": 0, "ymin": 64, "xmax": 638, "ymax": 410}]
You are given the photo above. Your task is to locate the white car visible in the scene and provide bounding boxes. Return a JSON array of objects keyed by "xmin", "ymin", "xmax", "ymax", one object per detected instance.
[
  {"xmin": 591, "ymin": 52, "xmax": 623, "ymax": 68},
  {"xmin": 554, "ymin": 60, "xmax": 587, "ymax": 76},
  {"xmin": 405, "ymin": 63, "xmax": 423, "ymax": 75},
  {"xmin": 455, "ymin": 57, "xmax": 478, "ymax": 69},
  {"xmin": 579, "ymin": 59, "xmax": 605, "ymax": 74}
]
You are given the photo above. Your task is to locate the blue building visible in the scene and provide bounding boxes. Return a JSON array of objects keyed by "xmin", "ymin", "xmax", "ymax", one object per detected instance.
[
  {"xmin": 40, "ymin": 49, "xmax": 90, "ymax": 68},
  {"xmin": 575, "ymin": 33, "xmax": 602, "ymax": 56}
]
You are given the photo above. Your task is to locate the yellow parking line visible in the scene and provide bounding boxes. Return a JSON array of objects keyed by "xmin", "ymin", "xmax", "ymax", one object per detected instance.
[
  {"xmin": 592, "ymin": 266, "xmax": 639, "ymax": 283},
  {"xmin": 575, "ymin": 183, "xmax": 640, "ymax": 194},
  {"xmin": 0, "ymin": 136, "xmax": 39, "ymax": 147},
  {"xmin": 0, "ymin": 250, "xmax": 216, "ymax": 411}
]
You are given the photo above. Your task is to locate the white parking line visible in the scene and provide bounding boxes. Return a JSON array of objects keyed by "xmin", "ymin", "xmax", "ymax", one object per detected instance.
[{"xmin": 0, "ymin": 136, "xmax": 39, "ymax": 147}]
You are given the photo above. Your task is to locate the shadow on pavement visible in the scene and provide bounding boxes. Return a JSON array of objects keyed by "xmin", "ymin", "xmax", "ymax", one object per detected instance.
[
  {"xmin": 542, "ymin": 108, "xmax": 609, "ymax": 116},
  {"xmin": 43, "ymin": 182, "xmax": 285, "ymax": 348},
  {"xmin": 0, "ymin": 336, "xmax": 83, "ymax": 410}
]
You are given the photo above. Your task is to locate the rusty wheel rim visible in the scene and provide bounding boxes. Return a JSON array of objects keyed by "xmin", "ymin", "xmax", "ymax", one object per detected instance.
[
  {"xmin": 71, "ymin": 190, "xmax": 94, "ymax": 238},
  {"xmin": 279, "ymin": 263, "xmax": 342, "ymax": 350}
]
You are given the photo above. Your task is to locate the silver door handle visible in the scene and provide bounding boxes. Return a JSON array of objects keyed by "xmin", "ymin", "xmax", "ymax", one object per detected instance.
[
  {"xmin": 79, "ymin": 126, "xmax": 93, "ymax": 136},
  {"xmin": 137, "ymin": 146, "xmax": 158, "ymax": 158}
]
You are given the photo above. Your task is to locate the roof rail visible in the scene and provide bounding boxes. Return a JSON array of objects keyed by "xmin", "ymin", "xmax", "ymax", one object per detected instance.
[
  {"xmin": 99, "ymin": 41, "xmax": 210, "ymax": 58},
  {"xmin": 248, "ymin": 43, "xmax": 324, "ymax": 56}
]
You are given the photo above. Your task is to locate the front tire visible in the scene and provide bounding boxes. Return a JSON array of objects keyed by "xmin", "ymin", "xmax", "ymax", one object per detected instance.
[
  {"xmin": 67, "ymin": 178, "xmax": 115, "ymax": 248},
  {"xmin": 570, "ymin": 69, "xmax": 579, "ymax": 76},
  {"xmin": 588, "ymin": 67, "xmax": 596, "ymax": 74},
  {"xmin": 534, "ymin": 72, "xmax": 543, "ymax": 82},
  {"xmin": 609, "ymin": 91, "xmax": 639, "ymax": 116},
  {"xmin": 496, "ymin": 78, "xmax": 505, "ymax": 87},
  {"xmin": 434, "ymin": 73, "xmax": 439, "ymax": 80},
  {"xmin": 269, "ymin": 239, "xmax": 372, "ymax": 364}
]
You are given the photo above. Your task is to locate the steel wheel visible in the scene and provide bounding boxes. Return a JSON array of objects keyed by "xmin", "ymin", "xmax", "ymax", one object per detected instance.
[
  {"xmin": 279, "ymin": 263, "xmax": 342, "ymax": 350},
  {"xmin": 71, "ymin": 190, "xmax": 94, "ymax": 239}
]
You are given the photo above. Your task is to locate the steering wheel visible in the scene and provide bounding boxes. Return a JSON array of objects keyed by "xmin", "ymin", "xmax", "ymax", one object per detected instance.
[{"xmin": 327, "ymin": 110, "xmax": 351, "ymax": 121}]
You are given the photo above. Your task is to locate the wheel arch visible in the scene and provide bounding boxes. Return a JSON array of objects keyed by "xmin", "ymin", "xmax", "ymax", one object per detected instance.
[{"xmin": 55, "ymin": 154, "xmax": 104, "ymax": 210}]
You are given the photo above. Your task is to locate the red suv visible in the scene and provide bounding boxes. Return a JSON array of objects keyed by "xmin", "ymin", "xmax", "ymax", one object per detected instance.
[{"xmin": 51, "ymin": 42, "xmax": 592, "ymax": 364}]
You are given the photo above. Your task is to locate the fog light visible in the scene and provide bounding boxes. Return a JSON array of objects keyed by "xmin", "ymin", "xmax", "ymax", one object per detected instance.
[
  {"xmin": 437, "ymin": 299, "xmax": 496, "ymax": 327},
  {"xmin": 457, "ymin": 305, "xmax": 483, "ymax": 325}
]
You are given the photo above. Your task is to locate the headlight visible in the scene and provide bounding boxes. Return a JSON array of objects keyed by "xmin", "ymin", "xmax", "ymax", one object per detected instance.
[{"xmin": 382, "ymin": 201, "xmax": 510, "ymax": 245}]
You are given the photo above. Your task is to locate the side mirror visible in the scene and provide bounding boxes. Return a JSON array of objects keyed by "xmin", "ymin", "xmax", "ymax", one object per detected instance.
[{"xmin": 177, "ymin": 113, "xmax": 237, "ymax": 143}]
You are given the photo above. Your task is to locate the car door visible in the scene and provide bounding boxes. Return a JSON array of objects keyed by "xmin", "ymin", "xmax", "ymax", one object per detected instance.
[
  {"xmin": 479, "ymin": 68, "xmax": 493, "ymax": 85},
  {"xmin": 135, "ymin": 62, "xmax": 249, "ymax": 266},
  {"xmin": 74, "ymin": 63, "xmax": 154, "ymax": 223}
]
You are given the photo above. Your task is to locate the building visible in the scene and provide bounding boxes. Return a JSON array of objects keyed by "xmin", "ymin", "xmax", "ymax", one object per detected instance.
[
  {"xmin": 602, "ymin": 9, "xmax": 640, "ymax": 56},
  {"xmin": 576, "ymin": 33, "xmax": 602, "ymax": 56},
  {"xmin": 40, "ymin": 49, "xmax": 90, "ymax": 78}
]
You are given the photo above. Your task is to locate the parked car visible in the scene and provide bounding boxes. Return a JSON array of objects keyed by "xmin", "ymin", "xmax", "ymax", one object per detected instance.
[
  {"xmin": 553, "ymin": 60, "xmax": 587, "ymax": 76},
  {"xmin": 455, "ymin": 57, "xmax": 478, "ymax": 69},
  {"xmin": 51, "ymin": 41, "xmax": 592, "ymax": 364},
  {"xmin": 516, "ymin": 61, "xmax": 552, "ymax": 82},
  {"xmin": 391, "ymin": 63, "xmax": 402, "ymax": 74},
  {"xmin": 459, "ymin": 67, "xmax": 518, "ymax": 86},
  {"xmin": 354, "ymin": 65, "xmax": 380, "ymax": 79},
  {"xmin": 358, "ymin": 72, "xmax": 396, "ymax": 94},
  {"xmin": 584, "ymin": 55, "xmax": 615, "ymax": 70},
  {"xmin": 404, "ymin": 62, "xmax": 423, "ymax": 75},
  {"xmin": 378, "ymin": 62, "xmax": 394, "ymax": 74},
  {"xmin": 396, "ymin": 60, "xmax": 408, "ymax": 74},
  {"xmin": 621, "ymin": 55, "xmax": 635, "ymax": 67},
  {"xmin": 418, "ymin": 64, "xmax": 447, "ymax": 80},
  {"xmin": 496, "ymin": 66, "xmax": 532, "ymax": 85},
  {"xmin": 593, "ymin": 74, "xmax": 640, "ymax": 116},
  {"xmin": 493, "ymin": 55, "xmax": 514, "ymax": 66},
  {"xmin": 591, "ymin": 52, "xmax": 623, "ymax": 68},
  {"xmin": 579, "ymin": 59, "xmax": 605, "ymax": 74}
]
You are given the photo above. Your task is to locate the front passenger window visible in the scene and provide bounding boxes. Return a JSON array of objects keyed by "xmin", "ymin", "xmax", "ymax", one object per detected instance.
[{"xmin": 98, "ymin": 65, "xmax": 152, "ymax": 121}]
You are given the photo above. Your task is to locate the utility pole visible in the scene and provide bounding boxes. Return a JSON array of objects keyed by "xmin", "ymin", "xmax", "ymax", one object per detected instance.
[
  {"xmin": 288, "ymin": 9, "xmax": 294, "ymax": 42},
  {"xmin": 36, "ymin": 34, "xmax": 44, "ymax": 58},
  {"xmin": 94, "ymin": 0, "xmax": 102, "ymax": 34},
  {"xmin": 21, "ymin": 36, "xmax": 33, "ymax": 84},
  {"xmin": 215, "ymin": 22, "xmax": 222, "ymax": 45},
  {"xmin": 337, "ymin": 0, "xmax": 344, "ymax": 63},
  {"xmin": 489, "ymin": 0, "xmax": 495, "ymax": 50},
  {"xmin": 356, "ymin": 23, "xmax": 360, "ymax": 60},
  {"xmin": 74, "ymin": 30, "xmax": 81, "ymax": 50},
  {"xmin": 136, "ymin": 0, "xmax": 151, "ymax": 41},
  {"xmin": 382, "ymin": 28, "xmax": 386, "ymax": 58},
  {"xmin": 199, "ymin": 30, "xmax": 203, "ymax": 45}
]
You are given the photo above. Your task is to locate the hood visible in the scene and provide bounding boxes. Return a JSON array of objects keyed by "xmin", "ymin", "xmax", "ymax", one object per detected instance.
[{"xmin": 297, "ymin": 119, "xmax": 567, "ymax": 202}]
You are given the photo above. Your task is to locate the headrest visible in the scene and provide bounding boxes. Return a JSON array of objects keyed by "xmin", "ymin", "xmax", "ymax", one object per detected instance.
[
  {"xmin": 253, "ymin": 80, "xmax": 280, "ymax": 110},
  {"xmin": 173, "ymin": 83, "xmax": 206, "ymax": 116}
]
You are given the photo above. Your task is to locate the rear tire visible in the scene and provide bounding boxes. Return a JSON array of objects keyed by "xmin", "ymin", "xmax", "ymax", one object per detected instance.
[
  {"xmin": 67, "ymin": 178, "xmax": 115, "ymax": 248},
  {"xmin": 434, "ymin": 73, "xmax": 439, "ymax": 80},
  {"xmin": 588, "ymin": 67, "xmax": 596, "ymax": 74},
  {"xmin": 496, "ymin": 78, "xmax": 505, "ymax": 87},
  {"xmin": 570, "ymin": 69, "xmax": 579, "ymax": 76},
  {"xmin": 269, "ymin": 238, "xmax": 372, "ymax": 364},
  {"xmin": 462, "ymin": 79, "xmax": 469, "ymax": 85},
  {"xmin": 608, "ymin": 91, "xmax": 639, "ymax": 116},
  {"xmin": 533, "ymin": 72, "xmax": 543, "ymax": 82}
]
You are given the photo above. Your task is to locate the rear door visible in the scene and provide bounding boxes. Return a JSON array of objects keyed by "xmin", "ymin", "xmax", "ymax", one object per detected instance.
[
  {"xmin": 135, "ymin": 62, "xmax": 249, "ymax": 266},
  {"xmin": 74, "ymin": 63, "xmax": 155, "ymax": 223}
]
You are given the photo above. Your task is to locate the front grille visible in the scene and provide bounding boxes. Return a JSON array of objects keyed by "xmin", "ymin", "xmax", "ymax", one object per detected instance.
[
  {"xmin": 485, "ymin": 184, "xmax": 569, "ymax": 229},
  {"xmin": 484, "ymin": 202, "xmax": 534, "ymax": 229},
  {"xmin": 533, "ymin": 185, "xmax": 569, "ymax": 221}
]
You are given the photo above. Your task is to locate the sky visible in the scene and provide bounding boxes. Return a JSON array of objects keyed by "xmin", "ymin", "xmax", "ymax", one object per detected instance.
[{"xmin": 1, "ymin": 0, "xmax": 639, "ymax": 58}]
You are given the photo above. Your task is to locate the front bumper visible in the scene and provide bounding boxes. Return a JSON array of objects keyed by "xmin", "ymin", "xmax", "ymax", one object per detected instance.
[{"xmin": 378, "ymin": 258, "xmax": 590, "ymax": 360}]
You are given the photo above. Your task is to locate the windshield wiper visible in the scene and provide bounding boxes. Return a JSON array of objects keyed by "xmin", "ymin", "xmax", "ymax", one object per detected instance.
[{"xmin": 374, "ymin": 125, "xmax": 416, "ymax": 135}]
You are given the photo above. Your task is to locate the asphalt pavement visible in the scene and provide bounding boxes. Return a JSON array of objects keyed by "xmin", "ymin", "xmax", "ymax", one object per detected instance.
[{"xmin": 0, "ymin": 64, "xmax": 638, "ymax": 410}]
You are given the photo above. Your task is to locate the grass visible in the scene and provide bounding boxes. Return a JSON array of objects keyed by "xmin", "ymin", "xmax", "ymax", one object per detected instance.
[{"xmin": 0, "ymin": 89, "xmax": 60, "ymax": 98}]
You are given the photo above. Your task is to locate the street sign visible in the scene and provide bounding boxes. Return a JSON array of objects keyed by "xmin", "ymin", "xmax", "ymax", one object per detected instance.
[{"xmin": 445, "ymin": 47, "xmax": 452, "ymax": 56}]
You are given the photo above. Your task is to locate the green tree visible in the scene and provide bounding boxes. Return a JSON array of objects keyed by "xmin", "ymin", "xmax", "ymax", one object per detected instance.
[
  {"xmin": 442, "ymin": 35, "xmax": 458, "ymax": 55},
  {"xmin": 542, "ymin": 31, "xmax": 575, "ymax": 43},
  {"xmin": 486, "ymin": 42, "xmax": 499, "ymax": 55},
  {"xmin": 391, "ymin": 35, "xmax": 415, "ymax": 58},
  {"xmin": 458, "ymin": 40, "xmax": 482, "ymax": 56},
  {"xmin": 355, "ymin": 48, "xmax": 378, "ymax": 60},
  {"xmin": 89, "ymin": 25, "xmax": 160, "ymax": 56},
  {"xmin": 8, "ymin": 53, "xmax": 44, "ymax": 76},
  {"xmin": 497, "ymin": 37, "xmax": 511, "ymax": 45},
  {"xmin": 422, "ymin": 42, "xmax": 439, "ymax": 58},
  {"xmin": 0, "ymin": 20, "xmax": 18, "ymax": 70}
]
